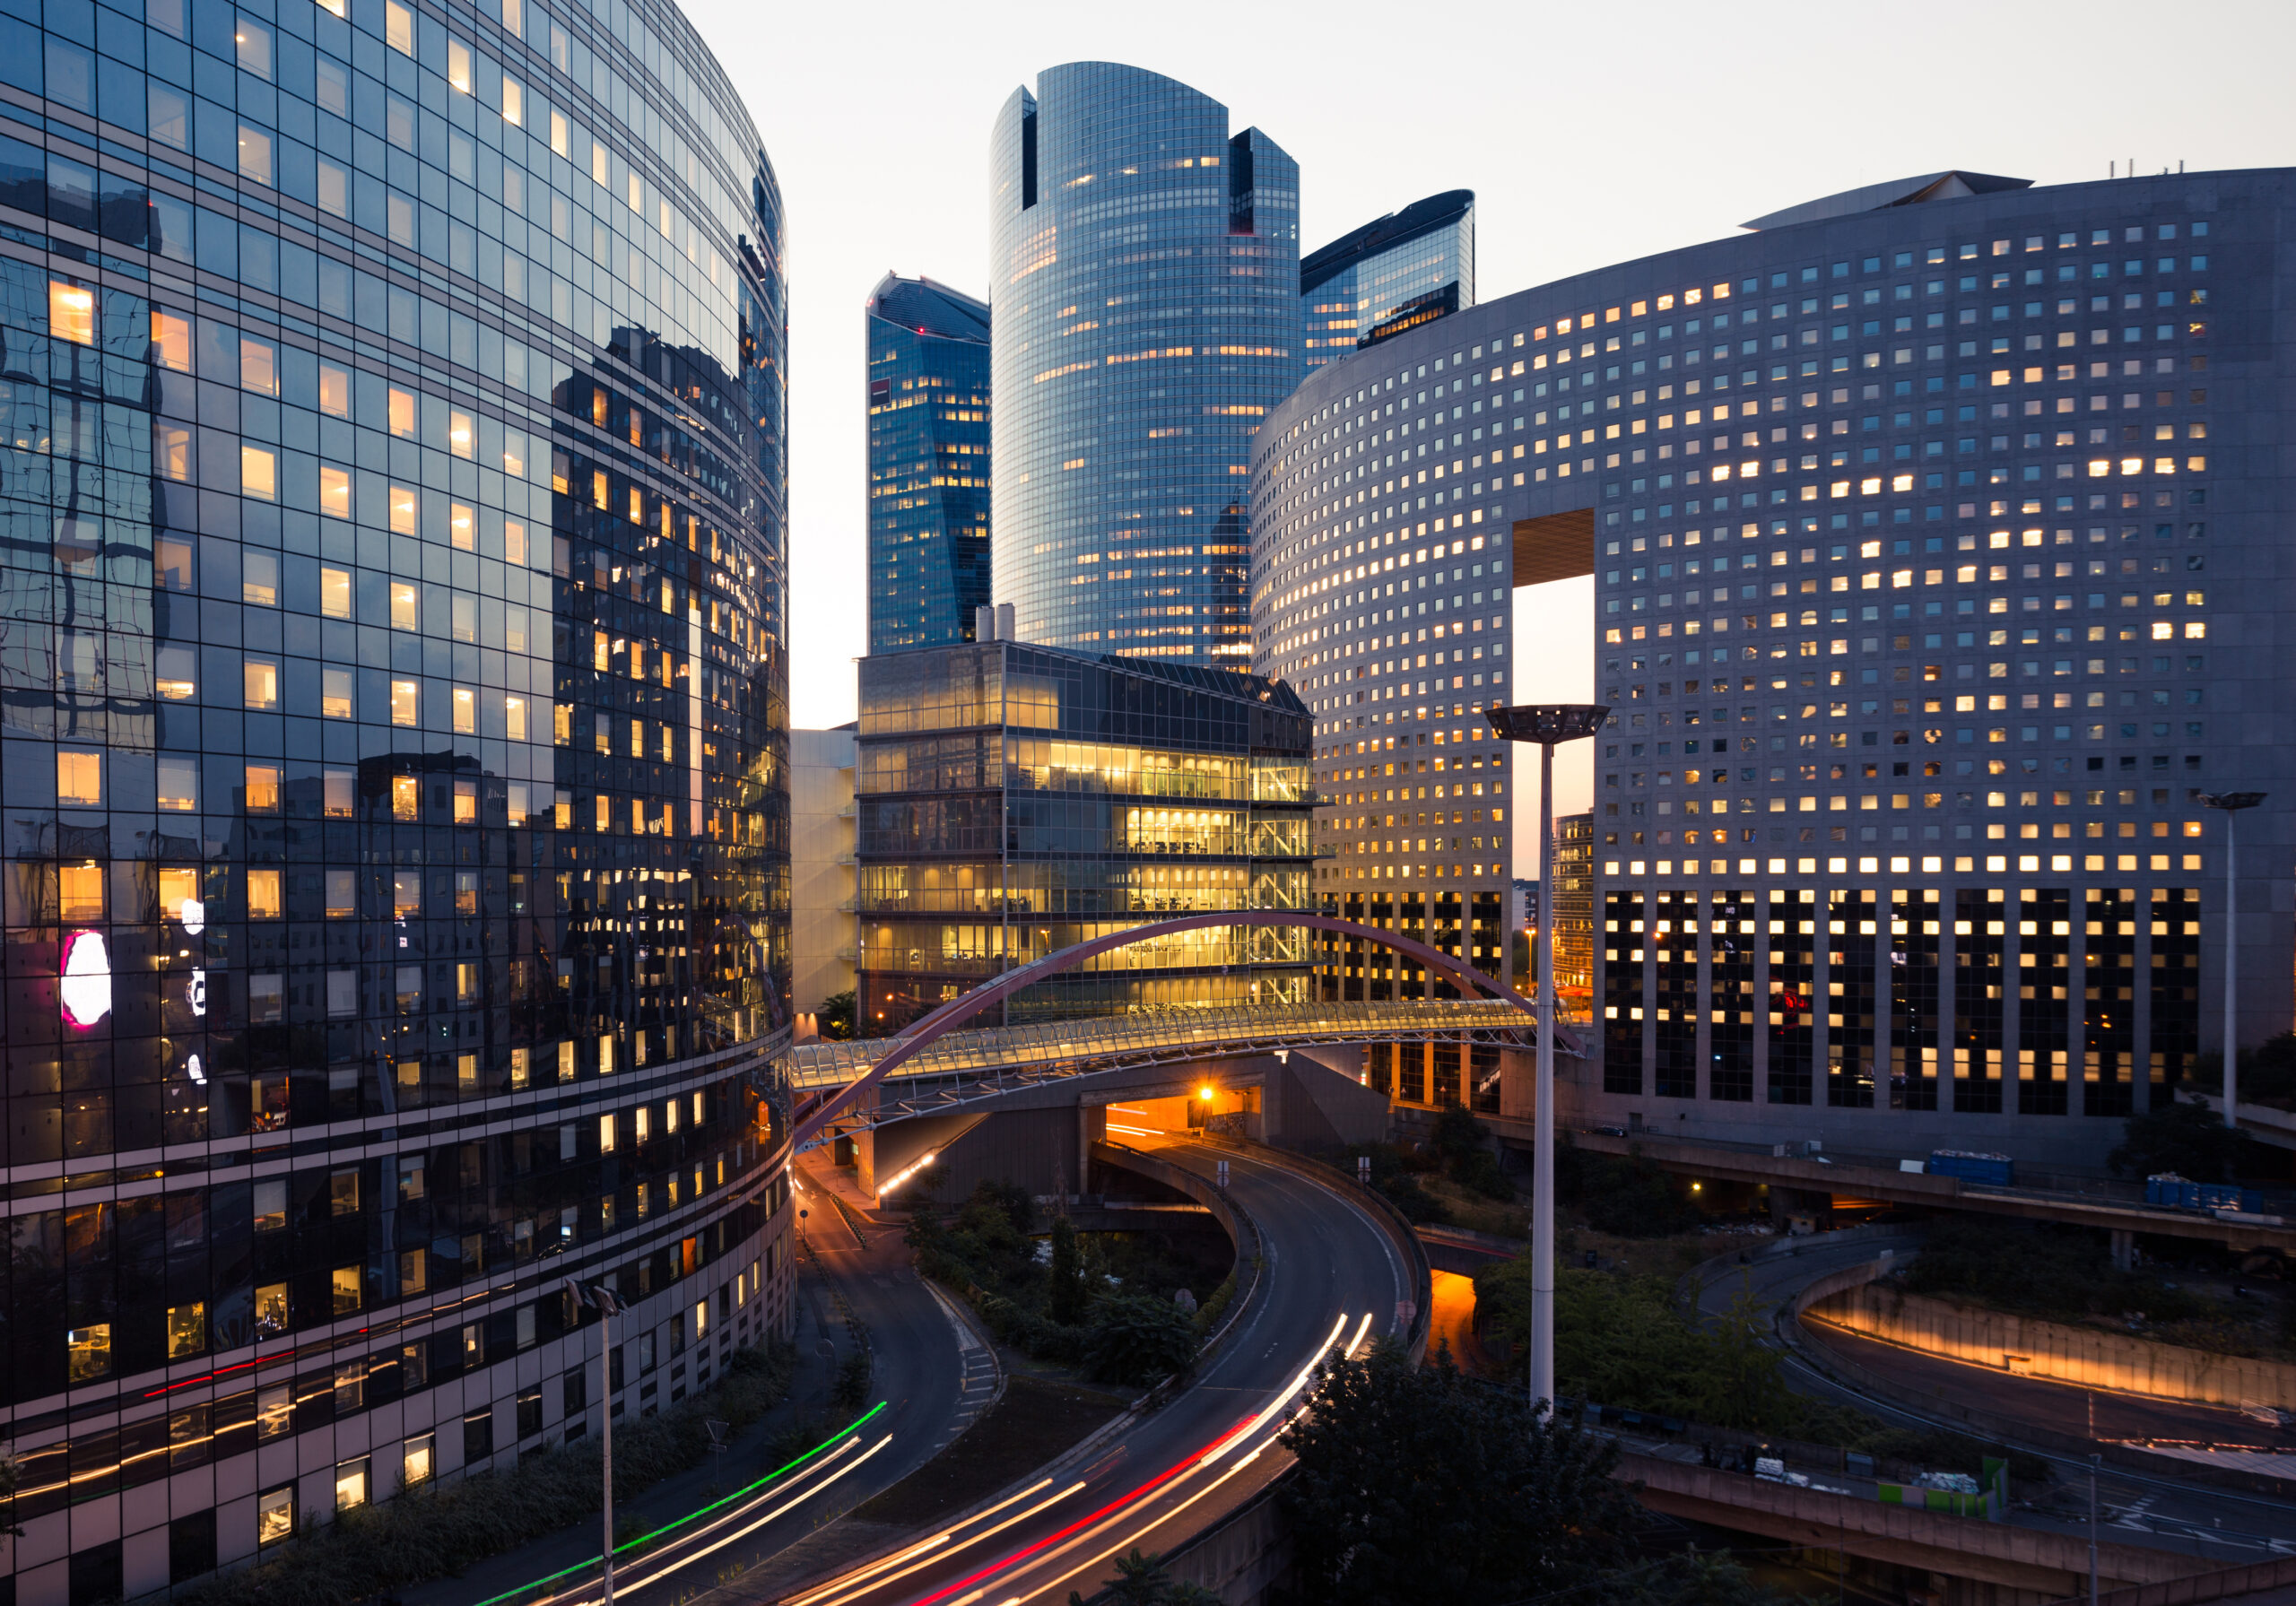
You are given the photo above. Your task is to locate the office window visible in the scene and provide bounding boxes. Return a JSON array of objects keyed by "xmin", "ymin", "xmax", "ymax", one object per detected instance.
[{"xmin": 57, "ymin": 749, "xmax": 100, "ymax": 806}]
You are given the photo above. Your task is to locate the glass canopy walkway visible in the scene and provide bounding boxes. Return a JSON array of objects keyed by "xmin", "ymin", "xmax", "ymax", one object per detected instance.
[{"xmin": 778, "ymin": 998, "xmax": 1552, "ymax": 1133}]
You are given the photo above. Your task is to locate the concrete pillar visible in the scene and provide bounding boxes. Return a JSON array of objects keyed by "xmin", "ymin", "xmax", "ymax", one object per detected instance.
[{"xmin": 2110, "ymin": 1227, "xmax": 2136, "ymax": 1272}]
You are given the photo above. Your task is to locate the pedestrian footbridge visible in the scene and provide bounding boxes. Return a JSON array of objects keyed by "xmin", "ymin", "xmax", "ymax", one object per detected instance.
[
  {"xmin": 780, "ymin": 996, "xmax": 1544, "ymax": 1136},
  {"xmin": 775, "ymin": 910, "xmax": 1574, "ymax": 1148}
]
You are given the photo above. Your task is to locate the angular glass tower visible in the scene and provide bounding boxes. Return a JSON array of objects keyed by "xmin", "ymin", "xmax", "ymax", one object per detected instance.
[
  {"xmin": 989, "ymin": 63, "xmax": 1300, "ymax": 666},
  {"xmin": 865, "ymin": 274, "xmax": 992, "ymax": 653},
  {"xmin": 1301, "ymin": 190, "xmax": 1476, "ymax": 369},
  {"xmin": 0, "ymin": 0, "xmax": 794, "ymax": 1592}
]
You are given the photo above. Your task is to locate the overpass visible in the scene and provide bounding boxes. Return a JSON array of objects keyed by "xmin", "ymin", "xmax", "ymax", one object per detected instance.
[
  {"xmin": 775, "ymin": 909, "xmax": 1573, "ymax": 1151},
  {"xmin": 1505, "ymin": 1124, "xmax": 2296, "ymax": 1256},
  {"xmin": 782, "ymin": 996, "xmax": 1538, "ymax": 1134}
]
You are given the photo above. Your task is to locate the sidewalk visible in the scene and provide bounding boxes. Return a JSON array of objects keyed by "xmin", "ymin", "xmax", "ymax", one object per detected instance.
[{"xmin": 400, "ymin": 1250, "xmax": 858, "ymax": 1606}]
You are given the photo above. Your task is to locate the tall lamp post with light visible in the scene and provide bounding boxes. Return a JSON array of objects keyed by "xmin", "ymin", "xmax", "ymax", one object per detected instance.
[
  {"xmin": 1486, "ymin": 702, "xmax": 1609, "ymax": 1417},
  {"xmin": 2196, "ymin": 791, "xmax": 2266, "ymax": 1127}
]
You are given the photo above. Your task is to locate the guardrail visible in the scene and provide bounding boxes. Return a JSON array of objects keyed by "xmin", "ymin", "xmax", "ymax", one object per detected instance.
[{"xmin": 1193, "ymin": 1133, "xmax": 1433, "ymax": 1362}]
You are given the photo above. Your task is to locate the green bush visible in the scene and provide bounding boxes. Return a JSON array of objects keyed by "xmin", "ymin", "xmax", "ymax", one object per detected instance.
[
  {"xmin": 1477, "ymin": 1262, "xmax": 1797, "ymax": 1431},
  {"xmin": 833, "ymin": 1347, "xmax": 874, "ymax": 1412},
  {"xmin": 1901, "ymin": 1216, "xmax": 2213, "ymax": 1324},
  {"xmin": 918, "ymin": 1181, "xmax": 1226, "ymax": 1383},
  {"xmin": 1372, "ymin": 1168, "xmax": 1451, "ymax": 1224},
  {"xmin": 1556, "ymin": 1138, "xmax": 1706, "ymax": 1237},
  {"xmin": 1084, "ymin": 1293, "xmax": 1198, "ymax": 1386},
  {"xmin": 179, "ymin": 1342, "xmax": 797, "ymax": 1606},
  {"xmin": 2107, "ymin": 1093, "xmax": 2265, "ymax": 1184}
]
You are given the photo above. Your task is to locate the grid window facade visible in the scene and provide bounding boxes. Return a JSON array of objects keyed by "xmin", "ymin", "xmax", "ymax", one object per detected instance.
[
  {"xmin": 0, "ymin": 0, "xmax": 795, "ymax": 1589},
  {"xmin": 1254, "ymin": 169, "xmax": 2286, "ymax": 1165},
  {"xmin": 865, "ymin": 275, "xmax": 992, "ymax": 654},
  {"xmin": 989, "ymin": 65, "xmax": 1298, "ymax": 667}
]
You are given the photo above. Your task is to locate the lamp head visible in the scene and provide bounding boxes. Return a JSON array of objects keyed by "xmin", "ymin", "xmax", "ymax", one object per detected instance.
[
  {"xmin": 1485, "ymin": 704, "xmax": 1611, "ymax": 745},
  {"xmin": 2196, "ymin": 791, "xmax": 2267, "ymax": 812}
]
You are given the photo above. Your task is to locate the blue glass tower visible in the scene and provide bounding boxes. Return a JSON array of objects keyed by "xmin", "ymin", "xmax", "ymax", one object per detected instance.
[
  {"xmin": 0, "ymin": 0, "xmax": 794, "ymax": 1591},
  {"xmin": 1301, "ymin": 189, "xmax": 1476, "ymax": 369},
  {"xmin": 865, "ymin": 274, "xmax": 992, "ymax": 653},
  {"xmin": 989, "ymin": 63, "xmax": 1300, "ymax": 666}
]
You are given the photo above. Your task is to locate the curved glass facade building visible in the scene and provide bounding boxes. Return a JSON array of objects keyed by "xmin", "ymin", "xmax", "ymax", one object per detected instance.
[
  {"xmin": 1300, "ymin": 188, "xmax": 1474, "ymax": 369},
  {"xmin": 989, "ymin": 63, "xmax": 1299, "ymax": 666},
  {"xmin": 865, "ymin": 273, "xmax": 991, "ymax": 654},
  {"xmin": 0, "ymin": 0, "xmax": 793, "ymax": 1593},
  {"xmin": 1254, "ymin": 166, "xmax": 2291, "ymax": 1167}
]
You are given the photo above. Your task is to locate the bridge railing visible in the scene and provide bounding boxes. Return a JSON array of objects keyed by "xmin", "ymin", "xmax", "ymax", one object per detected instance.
[{"xmin": 780, "ymin": 998, "xmax": 1535, "ymax": 1093}]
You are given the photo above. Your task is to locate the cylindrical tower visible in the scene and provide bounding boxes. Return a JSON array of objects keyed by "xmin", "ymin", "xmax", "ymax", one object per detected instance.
[
  {"xmin": 0, "ymin": 0, "xmax": 793, "ymax": 1592},
  {"xmin": 989, "ymin": 63, "xmax": 1299, "ymax": 666}
]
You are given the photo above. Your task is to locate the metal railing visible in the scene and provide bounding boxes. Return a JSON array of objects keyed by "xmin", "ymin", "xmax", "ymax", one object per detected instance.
[{"xmin": 776, "ymin": 998, "xmax": 1539, "ymax": 1135}]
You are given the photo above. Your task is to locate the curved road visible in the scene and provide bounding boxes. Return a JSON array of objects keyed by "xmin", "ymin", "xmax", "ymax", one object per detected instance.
[
  {"xmin": 473, "ymin": 1158, "xmax": 992, "ymax": 1606},
  {"xmin": 732, "ymin": 1134, "xmax": 1413, "ymax": 1606},
  {"xmin": 1702, "ymin": 1233, "xmax": 2296, "ymax": 1566}
]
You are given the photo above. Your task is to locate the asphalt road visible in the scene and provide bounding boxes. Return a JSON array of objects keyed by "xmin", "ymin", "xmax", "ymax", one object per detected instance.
[
  {"xmin": 495, "ymin": 1158, "xmax": 995, "ymax": 1606},
  {"xmin": 750, "ymin": 1134, "xmax": 1413, "ymax": 1606},
  {"xmin": 1702, "ymin": 1232, "xmax": 2296, "ymax": 1567}
]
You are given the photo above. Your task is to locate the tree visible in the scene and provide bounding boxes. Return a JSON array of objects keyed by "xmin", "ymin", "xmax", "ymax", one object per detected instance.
[
  {"xmin": 815, "ymin": 989, "xmax": 857, "ymax": 1041},
  {"xmin": 1048, "ymin": 1215, "xmax": 1087, "ymax": 1324},
  {"xmin": 1085, "ymin": 1293, "xmax": 1196, "ymax": 1385},
  {"xmin": 2107, "ymin": 1093, "xmax": 2259, "ymax": 1184},
  {"xmin": 1599, "ymin": 1549, "xmax": 1818, "ymax": 1606},
  {"xmin": 1277, "ymin": 1342, "xmax": 1640, "ymax": 1606},
  {"xmin": 1430, "ymin": 1107, "xmax": 1512, "ymax": 1198},
  {"xmin": 1474, "ymin": 1263, "xmax": 1799, "ymax": 1434},
  {"xmin": 1066, "ymin": 1546, "xmax": 1220, "ymax": 1605}
]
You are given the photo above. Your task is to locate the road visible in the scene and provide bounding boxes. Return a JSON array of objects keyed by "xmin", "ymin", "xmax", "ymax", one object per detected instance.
[
  {"xmin": 470, "ymin": 1158, "xmax": 996, "ymax": 1606},
  {"xmin": 736, "ymin": 1134, "xmax": 1413, "ymax": 1606},
  {"xmin": 1702, "ymin": 1232, "xmax": 2296, "ymax": 1567}
]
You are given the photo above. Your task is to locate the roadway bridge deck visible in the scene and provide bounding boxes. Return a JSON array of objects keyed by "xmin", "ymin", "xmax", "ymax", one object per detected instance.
[{"xmin": 1509, "ymin": 1124, "xmax": 2296, "ymax": 1254}]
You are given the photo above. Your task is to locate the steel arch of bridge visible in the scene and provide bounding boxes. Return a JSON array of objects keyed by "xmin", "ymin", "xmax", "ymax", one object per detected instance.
[{"xmin": 788, "ymin": 909, "xmax": 1540, "ymax": 1150}]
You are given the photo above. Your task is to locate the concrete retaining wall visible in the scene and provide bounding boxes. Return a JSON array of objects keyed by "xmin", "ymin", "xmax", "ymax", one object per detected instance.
[{"xmin": 1810, "ymin": 1283, "xmax": 2296, "ymax": 1408}]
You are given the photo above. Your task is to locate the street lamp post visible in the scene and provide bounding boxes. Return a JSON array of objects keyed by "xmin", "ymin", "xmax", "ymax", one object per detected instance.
[
  {"xmin": 1486, "ymin": 703, "xmax": 1609, "ymax": 1419},
  {"xmin": 2196, "ymin": 791, "xmax": 2266, "ymax": 1127},
  {"xmin": 565, "ymin": 1278, "xmax": 622, "ymax": 1603}
]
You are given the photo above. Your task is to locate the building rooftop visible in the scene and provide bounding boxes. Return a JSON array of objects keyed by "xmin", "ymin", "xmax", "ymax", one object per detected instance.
[
  {"xmin": 866, "ymin": 273, "xmax": 991, "ymax": 342},
  {"xmin": 1740, "ymin": 169, "xmax": 2031, "ymax": 232},
  {"xmin": 1301, "ymin": 188, "xmax": 1474, "ymax": 296}
]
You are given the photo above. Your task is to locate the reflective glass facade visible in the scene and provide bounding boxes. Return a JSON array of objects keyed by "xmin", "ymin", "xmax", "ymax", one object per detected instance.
[
  {"xmin": 0, "ymin": 0, "xmax": 793, "ymax": 1593},
  {"xmin": 854, "ymin": 641, "xmax": 1312, "ymax": 1031},
  {"xmin": 989, "ymin": 63, "xmax": 1299, "ymax": 666},
  {"xmin": 865, "ymin": 273, "xmax": 990, "ymax": 654},
  {"xmin": 1255, "ymin": 166, "xmax": 2293, "ymax": 1164},
  {"xmin": 1300, "ymin": 189, "xmax": 1474, "ymax": 370}
]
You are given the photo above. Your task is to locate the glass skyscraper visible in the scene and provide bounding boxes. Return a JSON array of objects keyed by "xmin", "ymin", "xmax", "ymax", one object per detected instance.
[
  {"xmin": 854, "ymin": 640, "xmax": 1313, "ymax": 1031},
  {"xmin": 1301, "ymin": 189, "xmax": 1475, "ymax": 369},
  {"xmin": 865, "ymin": 273, "xmax": 991, "ymax": 654},
  {"xmin": 989, "ymin": 63, "xmax": 1300, "ymax": 667},
  {"xmin": 0, "ymin": 0, "xmax": 793, "ymax": 1593}
]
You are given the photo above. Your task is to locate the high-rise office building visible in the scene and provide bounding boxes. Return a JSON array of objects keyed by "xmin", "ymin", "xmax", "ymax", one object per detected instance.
[
  {"xmin": 791, "ymin": 726, "xmax": 859, "ymax": 1034},
  {"xmin": 1552, "ymin": 812, "xmax": 1596, "ymax": 1003},
  {"xmin": 0, "ymin": 0, "xmax": 793, "ymax": 1594},
  {"xmin": 989, "ymin": 63, "xmax": 1300, "ymax": 666},
  {"xmin": 865, "ymin": 275, "xmax": 993, "ymax": 653},
  {"xmin": 1252, "ymin": 166, "xmax": 2292, "ymax": 1167},
  {"xmin": 854, "ymin": 637, "xmax": 1313, "ymax": 1031},
  {"xmin": 1301, "ymin": 190, "xmax": 1476, "ymax": 369}
]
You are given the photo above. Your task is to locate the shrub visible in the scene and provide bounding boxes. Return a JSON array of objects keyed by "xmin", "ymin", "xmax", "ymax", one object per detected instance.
[
  {"xmin": 1901, "ymin": 1216, "xmax": 2213, "ymax": 1324},
  {"xmin": 2107, "ymin": 1093, "xmax": 2264, "ymax": 1184},
  {"xmin": 1556, "ymin": 1139, "xmax": 1705, "ymax": 1237},
  {"xmin": 1084, "ymin": 1293, "xmax": 1198, "ymax": 1386}
]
